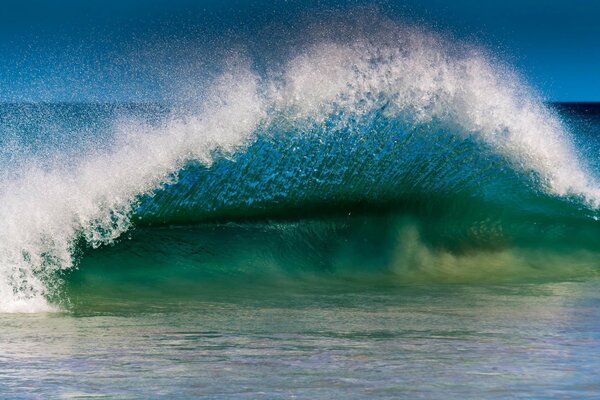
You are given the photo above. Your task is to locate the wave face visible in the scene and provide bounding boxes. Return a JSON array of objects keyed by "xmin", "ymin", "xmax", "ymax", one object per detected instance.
[{"xmin": 1, "ymin": 18, "xmax": 600, "ymax": 312}]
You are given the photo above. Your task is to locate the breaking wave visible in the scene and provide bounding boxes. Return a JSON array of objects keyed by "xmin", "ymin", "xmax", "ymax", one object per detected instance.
[{"xmin": 1, "ymin": 18, "xmax": 599, "ymax": 312}]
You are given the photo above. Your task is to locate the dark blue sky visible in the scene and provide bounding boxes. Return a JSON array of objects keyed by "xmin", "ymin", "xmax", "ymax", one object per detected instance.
[{"xmin": 0, "ymin": 0, "xmax": 598, "ymax": 102}]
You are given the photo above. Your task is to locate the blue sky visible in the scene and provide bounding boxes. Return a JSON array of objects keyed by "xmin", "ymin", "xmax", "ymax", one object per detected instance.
[{"xmin": 0, "ymin": 0, "xmax": 598, "ymax": 102}]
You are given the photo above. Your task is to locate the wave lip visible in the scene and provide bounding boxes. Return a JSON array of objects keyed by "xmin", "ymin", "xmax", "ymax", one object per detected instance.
[{"xmin": 1, "ymin": 17, "xmax": 599, "ymax": 312}]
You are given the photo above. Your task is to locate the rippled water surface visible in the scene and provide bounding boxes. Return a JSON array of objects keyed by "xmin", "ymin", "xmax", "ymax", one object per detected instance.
[{"xmin": 2, "ymin": 280, "xmax": 599, "ymax": 398}]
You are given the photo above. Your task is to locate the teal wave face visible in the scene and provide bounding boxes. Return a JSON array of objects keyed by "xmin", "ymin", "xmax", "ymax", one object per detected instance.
[
  {"xmin": 64, "ymin": 213, "xmax": 600, "ymax": 311},
  {"xmin": 136, "ymin": 113, "xmax": 523, "ymax": 224}
]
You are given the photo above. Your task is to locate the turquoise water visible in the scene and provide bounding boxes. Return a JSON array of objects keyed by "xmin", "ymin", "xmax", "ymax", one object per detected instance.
[{"xmin": 2, "ymin": 20, "xmax": 600, "ymax": 397}]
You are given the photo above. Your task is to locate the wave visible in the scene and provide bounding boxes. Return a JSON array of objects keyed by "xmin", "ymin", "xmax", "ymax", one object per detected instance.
[{"xmin": 0, "ymin": 17, "xmax": 599, "ymax": 312}]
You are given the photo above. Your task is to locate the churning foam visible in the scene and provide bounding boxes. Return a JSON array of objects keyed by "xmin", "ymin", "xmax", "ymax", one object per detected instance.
[{"xmin": 0, "ymin": 20, "xmax": 597, "ymax": 312}]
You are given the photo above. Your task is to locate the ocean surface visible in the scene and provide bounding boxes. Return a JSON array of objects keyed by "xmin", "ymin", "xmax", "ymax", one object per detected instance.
[{"xmin": 1, "ymin": 20, "xmax": 600, "ymax": 398}]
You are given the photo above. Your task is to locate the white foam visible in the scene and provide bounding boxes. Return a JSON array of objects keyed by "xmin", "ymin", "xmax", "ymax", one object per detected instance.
[{"xmin": 1, "ymin": 20, "xmax": 598, "ymax": 312}]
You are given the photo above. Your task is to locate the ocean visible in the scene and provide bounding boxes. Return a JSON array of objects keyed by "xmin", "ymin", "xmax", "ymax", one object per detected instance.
[{"xmin": 1, "ymin": 21, "xmax": 600, "ymax": 398}]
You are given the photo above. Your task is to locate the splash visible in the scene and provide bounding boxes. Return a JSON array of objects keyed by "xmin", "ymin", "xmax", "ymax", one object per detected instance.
[{"xmin": 0, "ymin": 19, "xmax": 598, "ymax": 312}]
